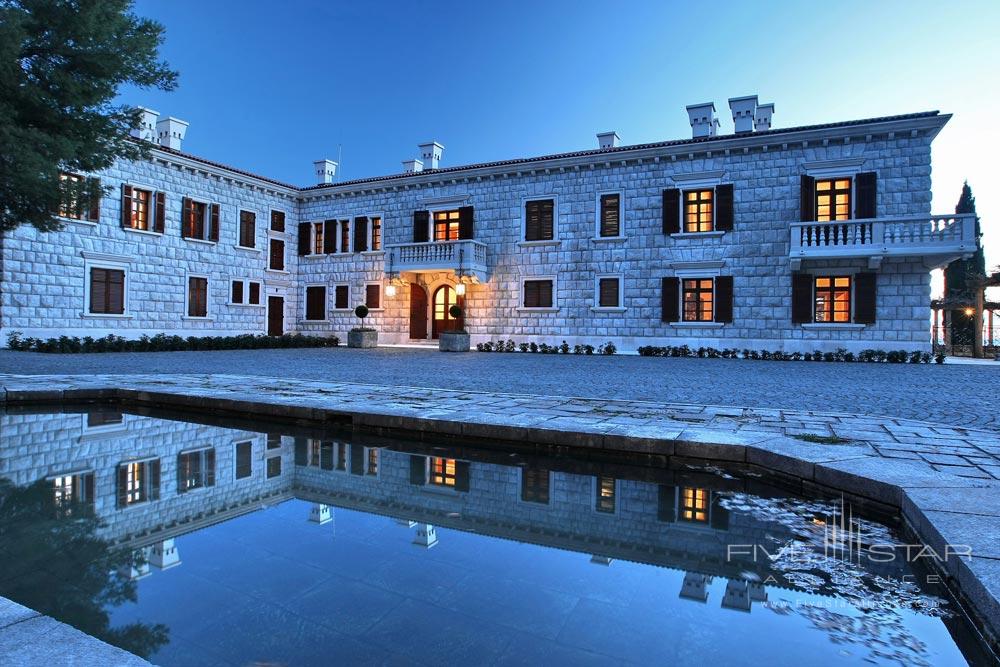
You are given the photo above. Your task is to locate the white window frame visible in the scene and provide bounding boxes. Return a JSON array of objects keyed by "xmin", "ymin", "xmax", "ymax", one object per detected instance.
[
  {"xmin": 592, "ymin": 274, "xmax": 625, "ymax": 312},
  {"xmin": 675, "ymin": 271, "xmax": 721, "ymax": 327},
  {"xmin": 121, "ymin": 181, "xmax": 162, "ymax": 236},
  {"xmin": 362, "ymin": 446, "xmax": 381, "ymax": 478},
  {"xmin": 268, "ymin": 208, "xmax": 289, "ymax": 234},
  {"xmin": 118, "ymin": 457, "xmax": 159, "ymax": 509},
  {"xmin": 363, "ymin": 281, "xmax": 383, "ymax": 312},
  {"xmin": 519, "ymin": 195, "xmax": 560, "ymax": 246},
  {"xmin": 364, "ymin": 213, "xmax": 385, "ymax": 253},
  {"xmin": 305, "ymin": 220, "xmax": 326, "ymax": 257},
  {"xmin": 267, "ymin": 236, "xmax": 287, "ymax": 273},
  {"xmin": 517, "ymin": 275, "xmax": 559, "ymax": 312},
  {"xmin": 79, "ymin": 411, "xmax": 127, "ymax": 438},
  {"xmin": 426, "ymin": 206, "xmax": 463, "ymax": 244},
  {"xmin": 177, "ymin": 446, "xmax": 215, "ymax": 494},
  {"xmin": 302, "ymin": 283, "xmax": 329, "ymax": 322},
  {"xmin": 593, "ymin": 191, "xmax": 626, "ymax": 241},
  {"xmin": 184, "ymin": 272, "xmax": 211, "ymax": 320},
  {"xmin": 229, "ymin": 278, "xmax": 264, "ymax": 307},
  {"xmin": 83, "ymin": 256, "xmax": 131, "ymax": 319},
  {"xmin": 181, "ymin": 195, "xmax": 215, "ymax": 244},
  {"xmin": 235, "ymin": 208, "xmax": 261, "ymax": 252},
  {"xmin": 593, "ymin": 476, "xmax": 620, "ymax": 516},
  {"xmin": 670, "ymin": 171, "xmax": 725, "ymax": 238},
  {"xmin": 331, "ymin": 282, "xmax": 352, "ymax": 311}
]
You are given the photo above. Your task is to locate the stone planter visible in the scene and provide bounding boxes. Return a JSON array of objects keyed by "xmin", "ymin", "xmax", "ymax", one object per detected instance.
[
  {"xmin": 439, "ymin": 331, "xmax": 470, "ymax": 352},
  {"xmin": 347, "ymin": 329, "xmax": 378, "ymax": 349}
]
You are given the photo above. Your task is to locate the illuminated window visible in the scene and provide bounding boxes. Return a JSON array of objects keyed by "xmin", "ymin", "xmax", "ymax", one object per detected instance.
[
  {"xmin": 52, "ymin": 472, "xmax": 94, "ymax": 517},
  {"xmin": 430, "ymin": 457, "xmax": 457, "ymax": 487},
  {"xmin": 680, "ymin": 487, "xmax": 708, "ymax": 523},
  {"xmin": 434, "ymin": 210, "xmax": 461, "ymax": 241},
  {"xmin": 684, "ymin": 189, "xmax": 713, "ymax": 233},
  {"xmin": 177, "ymin": 448, "xmax": 215, "ymax": 492},
  {"xmin": 682, "ymin": 278, "xmax": 714, "ymax": 322},
  {"xmin": 815, "ymin": 276, "xmax": 852, "ymax": 323},
  {"xmin": 118, "ymin": 459, "xmax": 159, "ymax": 507},
  {"xmin": 815, "ymin": 178, "xmax": 851, "ymax": 222},
  {"xmin": 340, "ymin": 219, "xmax": 350, "ymax": 252},
  {"xmin": 521, "ymin": 467, "xmax": 550, "ymax": 504},
  {"xmin": 58, "ymin": 172, "xmax": 99, "ymax": 222},
  {"xmin": 312, "ymin": 222, "xmax": 324, "ymax": 255},
  {"xmin": 366, "ymin": 448, "xmax": 380, "ymax": 475},
  {"xmin": 183, "ymin": 199, "xmax": 208, "ymax": 238},
  {"xmin": 596, "ymin": 476, "xmax": 616, "ymax": 513},
  {"xmin": 371, "ymin": 216, "xmax": 382, "ymax": 250}
]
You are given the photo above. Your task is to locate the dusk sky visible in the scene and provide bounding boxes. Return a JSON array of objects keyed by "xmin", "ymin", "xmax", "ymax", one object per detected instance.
[{"xmin": 123, "ymin": 0, "xmax": 1000, "ymax": 293}]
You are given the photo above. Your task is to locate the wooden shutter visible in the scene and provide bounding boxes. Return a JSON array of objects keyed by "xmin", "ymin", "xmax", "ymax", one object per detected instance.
[
  {"xmin": 458, "ymin": 206, "xmax": 474, "ymax": 240},
  {"xmin": 88, "ymin": 187, "xmax": 101, "ymax": 223},
  {"xmin": 248, "ymin": 281, "xmax": 260, "ymax": 305},
  {"xmin": 366, "ymin": 284, "xmax": 380, "ymax": 309},
  {"xmin": 525, "ymin": 201, "xmax": 540, "ymax": 241},
  {"xmin": 661, "ymin": 277, "xmax": 679, "ymax": 322},
  {"xmin": 335, "ymin": 284, "xmax": 349, "ymax": 309},
  {"xmin": 600, "ymin": 194, "xmax": 620, "ymax": 237},
  {"xmin": 90, "ymin": 268, "xmax": 106, "ymax": 314},
  {"xmin": 270, "ymin": 239, "xmax": 285, "ymax": 270},
  {"xmin": 305, "ymin": 286, "xmax": 325, "ymax": 320},
  {"xmin": 413, "ymin": 210, "xmax": 430, "ymax": 242},
  {"xmin": 354, "ymin": 216, "xmax": 369, "ymax": 252},
  {"xmin": 800, "ymin": 175, "xmax": 816, "ymax": 222},
  {"xmin": 657, "ymin": 485, "xmax": 677, "ymax": 522},
  {"xmin": 855, "ymin": 172, "xmax": 877, "ymax": 219},
  {"xmin": 297, "ymin": 222, "xmax": 311, "ymax": 256},
  {"xmin": 350, "ymin": 445, "xmax": 364, "ymax": 475},
  {"xmin": 231, "ymin": 281, "xmax": 244, "ymax": 304},
  {"xmin": 662, "ymin": 189, "xmax": 680, "ymax": 234},
  {"xmin": 120, "ymin": 185, "xmax": 133, "ymax": 228},
  {"xmin": 177, "ymin": 454, "xmax": 188, "ymax": 493},
  {"xmin": 710, "ymin": 493, "xmax": 730, "ymax": 530},
  {"xmin": 107, "ymin": 269, "xmax": 124, "ymax": 314},
  {"xmin": 153, "ymin": 192, "xmax": 165, "ymax": 233},
  {"xmin": 791, "ymin": 272, "xmax": 814, "ymax": 324},
  {"xmin": 323, "ymin": 220, "xmax": 337, "ymax": 254},
  {"xmin": 715, "ymin": 184, "xmax": 734, "ymax": 232},
  {"xmin": 714, "ymin": 275, "xmax": 733, "ymax": 323},
  {"xmin": 209, "ymin": 203, "xmax": 220, "ymax": 242},
  {"xmin": 149, "ymin": 459, "xmax": 161, "ymax": 500},
  {"xmin": 181, "ymin": 197, "xmax": 193, "ymax": 238},
  {"xmin": 205, "ymin": 448, "xmax": 216, "ymax": 487},
  {"xmin": 599, "ymin": 278, "xmax": 619, "ymax": 308},
  {"xmin": 116, "ymin": 464, "xmax": 128, "ymax": 507},
  {"xmin": 455, "ymin": 461, "xmax": 470, "ymax": 492},
  {"xmin": 409, "ymin": 455, "xmax": 427, "ymax": 485},
  {"xmin": 854, "ymin": 272, "xmax": 877, "ymax": 324},
  {"xmin": 270, "ymin": 209, "xmax": 285, "ymax": 232}
]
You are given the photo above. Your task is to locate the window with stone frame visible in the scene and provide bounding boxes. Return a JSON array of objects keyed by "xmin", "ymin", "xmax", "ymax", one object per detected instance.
[
  {"xmin": 183, "ymin": 199, "xmax": 209, "ymax": 239},
  {"xmin": 683, "ymin": 189, "xmax": 714, "ymax": 233},
  {"xmin": 597, "ymin": 277, "xmax": 621, "ymax": 308},
  {"xmin": 680, "ymin": 487, "xmax": 708, "ymax": 523},
  {"xmin": 434, "ymin": 210, "xmax": 461, "ymax": 241},
  {"xmin": 370, "ymin": 216, "xmax": 382, "ymax": 250},
  {"xmin": 270, "ymin": 209, "xmax": 286, "ymax": 232},
  {"xmin": 366, "ymin": 448, "xmax": 379, "ymax": 475},
  {"xmin": 128, "ymin": 187, "xmax": 152, "ymax": 230},
  {"xmin": 521, "ymin": 467, "xmax": 550, "ymax": 504},
  {"xmin": 815, "ymin": 178, "xmax": 852, "ymax": 222},
  {"xmin": 177, "ymin": 448, "xmax": 215, "ymax": 493},
  {"xmin": 238, "ymin": 210, "xmax": 256, "ymax": 248},
  {"xmin": 524, "ymin": 199, "xmax": 555, "ymax": 241},
  {"xmin": 230, "ymin": 279, "xmax": 262, "ymax": 305},
  {"xmin": 117, "ymin": 459, "xmax": 160, "ymax": 507},
  {"xmin": 305, "ymin": 285, "xmax": 327, "ymax": 321},
  {"xmin": 235, "ymin": 441, "xmax": 253, "ymax": 479},
  {"xmin": 51, "ymin": 472, "xmax": 95, "ymax": 517},
  {"xmin": 334, "ymin": 284, "xmax": 349, "ymax": 310},
  {"xmin": 365, "ymin": 283, "xmax": 381, "ymax": 309},
  {"xmin": 187, "ymin": 276, "xmax": 208, "ymax": 318},
  {"xmin": 599, "ymin": 193, "xmax": 621, "ymax": 237},
  {"xmin": 814, "ymin": 276, "xmax": 852, "ymax": 323},
  {"xmin": 682, "ymin": 278, "xmax": 714, "ymax": 322},
  {"xmin": 89, "ymin": 267, "xmax": 125, "ymax": 315},
  {"xmin": 522, "ymin": 279, "xmax": 554, "ymax": 308},
  {"xmin": 269, "ymin": 238, "xmax": 285, "ymax": 271},
  {"xmin": 596, "ymin": 475, "xmax": 616, "ymax": 513}
]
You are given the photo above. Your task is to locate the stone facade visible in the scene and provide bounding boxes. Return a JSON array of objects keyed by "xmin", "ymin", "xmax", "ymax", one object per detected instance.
[{"xmin": 0, "ymin": 105, "xmax": 969, "ymax": 352}]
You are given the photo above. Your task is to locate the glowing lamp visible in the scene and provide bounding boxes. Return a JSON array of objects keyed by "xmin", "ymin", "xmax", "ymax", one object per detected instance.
[
  {"xmin": 455, "ymin": 282, "xmax": 466, "ymax": 296},
  {"xmin": 964, "ymin": 307, "xmax": 974, "ymax": 316},
  {"xmin": 385, "ymin": 284, "xmax": 396, "ymax": 297}
]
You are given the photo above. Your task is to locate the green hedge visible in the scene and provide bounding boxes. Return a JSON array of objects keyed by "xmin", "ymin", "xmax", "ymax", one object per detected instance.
[
  {"xmin": 636, "ymin": 345, "xmax": 943, "ymax": 364},
  {"xmin": 476, "ymin": 339, "xmax": 617, "ymax": 355},
  {"xmin": 6, "ymin": 332, "xmax": 339, "ymax": 354}
]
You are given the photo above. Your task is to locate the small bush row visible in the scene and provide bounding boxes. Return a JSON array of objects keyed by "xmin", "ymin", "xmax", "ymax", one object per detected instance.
[
  {"xmin": 476, "ymin": 339, "xmax": 617, "ymax": 355},
  {"xmin": 6, "ymin": 332, "xmax": 340, "ymax": 354},
  {"xmin": 636, "ymin": 345, "xmax": 943, "ymax": 364}
]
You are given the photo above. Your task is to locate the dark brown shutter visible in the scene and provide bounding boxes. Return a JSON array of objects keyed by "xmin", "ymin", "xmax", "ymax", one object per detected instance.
[
  {"xmin": 455, "ymin": 461, "xmax": 470, "ymax": 492},
  {"xmin": 791, "ymin": 272, "xmax": 814, "ymax": 324},
  {"xmin": 335, "ymin": 284, "xmax": 349, "ymax": 309},
  {"xmin": 350, "ymin": 445, "xmax": 364, "ymax": 475},
  {"xmin": 366, "ymin": 284, "xmax": 380, "ymax": 309},
  {"xmin": 297, "ymin": 222, "xmax": 311, "ymax": 256},
  {"xmin": 855, "ymin": 172, "xmax": 877, "ymax": 219},
  {"xmin": 662, "ymin": 189, "xmax": 680, "ymax": 234},
  {"xmin": 116, "ymin": 465, "xmax": 128, "ymax": 507},
  {"xmin": 800, "ymin": 175, "xmax": 816, "ymax": 222},
  {"xmin": 209, "ymin": 203, "xmax": 220, "ymax": 242},
  {"xmin": 714, "ymin": 275, "xmax": 733, "ymax": 323},
  {"xmin": 599, "ymin": 278, "xmax": 619, "ymax": 308},
  {"xmin": 181, "ymin": 197, "xmax": 193, "ymax": 238},
  {"xmin": 657, "ymin": 485, "xmax": 677, "ymax": 522},
  {"xmin": 525, "ymin": 201, "xmax": 540, "ymax": 241},
  {"xmin": 458, "ymin": 206, "xmax": 474, "ymax": 240},
  {"xmin": 270, "ymin": 239, "xmax": 285, "ymax": 270},
  {"xmin": 715, "ymin": 184, "xmax": 734, "ymax": 232},
  {"xmin": 600, "ymin": 194, "xmax": 620, "ymax": 237},
  {"xmin": 107, "ymin": 269, "xmax": 124, "ymax": 314},
  {"xmin": 323, "ymin": 220, "xmax": 337, "ymax": 254},
  {"xmin": 121, "ymin": 185, "xmax": 133, "ymax": 228},
  {"xmin": 270, "ymin": 209, "xmax": 285, "ymax": 232},
  {"xmin": 90, "ymin": 268, "xmax": 105, "ymax": 314},
  {"xmin": 89, "ymin": 187, "xmax": 101, "ymax": 223},
  {"xmin": 413, "ymin": 210, "xmax": 430, "ymax": 242},
  {"xmin": 354, "ymin": 216, "xmax": 369, "ymax": 252},
  {"xmin": 661, "ymin": 277, "xmax": 679, "ymax": 322},
  {"xmin": 149, "ymin": 459, "xmax": 161, "ymax": 501},
  {"xmin": 305, "ymin": 286, "xmax": 325, "ymax": 320},
  {"xmin": 409, "ymin": 455, "xmax": 427, "ymax": 485},
  {"xmin": 248, "ymin": 281, "xmax": 260, "ymax": 305},
  {"xmin": 231, "ymin": 280, "xmax": 244, "ymax": 304},
  {"xmin": 177, "ymin": 454, "xmax": 187, "ymax": 493},
  {"xmin": 205, "ymin": 448, "xmax": 215, "ymax": 487},
  {"xmin": 854, "ymin": 272, "xmax": 877, "ymax": 324},
  {"xmin": 153, "ymin": 192, "xmax": 165, "ymax": 233}
]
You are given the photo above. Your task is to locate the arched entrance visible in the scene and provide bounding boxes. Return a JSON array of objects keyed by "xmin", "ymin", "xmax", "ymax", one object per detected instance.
[
  {"xmin": 432, "ymin": 285, "xmax": 464, "ymax": 339},
  {"xmin": 409, "ymin": 284, "xmax": 428, "ymax": 340}
]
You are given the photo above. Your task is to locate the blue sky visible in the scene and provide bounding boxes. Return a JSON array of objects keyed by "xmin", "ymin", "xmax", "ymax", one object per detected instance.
[{"xmin": 124, "ymin": 0, "xmax": 1000, "ymax": 284}]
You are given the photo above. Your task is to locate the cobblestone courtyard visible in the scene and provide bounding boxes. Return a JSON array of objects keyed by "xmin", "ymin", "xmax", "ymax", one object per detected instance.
[{"xmin": 1, "ymin": 348, "xmax": 997, "ymax": 430}]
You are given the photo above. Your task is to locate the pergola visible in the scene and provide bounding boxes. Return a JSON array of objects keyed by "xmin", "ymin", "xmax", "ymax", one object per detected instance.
[{"xmin": 932, "ymin": 270, "xmax": 1000, "ymax": 357}]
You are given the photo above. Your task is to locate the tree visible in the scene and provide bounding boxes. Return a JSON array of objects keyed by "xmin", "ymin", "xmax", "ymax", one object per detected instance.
[
  {"xmin": 943, "ymin": 182, "xmax": 986, "ymax": 346},
  {"xmin": 0, "ymin": 0, "xmax": 177, "ymax": 233}
]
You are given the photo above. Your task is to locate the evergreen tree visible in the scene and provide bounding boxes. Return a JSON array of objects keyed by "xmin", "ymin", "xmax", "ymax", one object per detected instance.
[
  {"xmin": 0, "ymin": 0, "xmax": 177, "ymax": 233},
  {"xmin": 943, "ymin": 182, "xmax": 985, "ymax": 345}
]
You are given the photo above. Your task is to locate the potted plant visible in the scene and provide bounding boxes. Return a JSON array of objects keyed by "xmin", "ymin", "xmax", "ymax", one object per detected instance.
[
  {"xmin": 439, "ymin": 305, "xmax": 470, "ymax": 352},
  {"xmin": 347, "ymin": 304, "xmax": 378, "ymax": 349}
]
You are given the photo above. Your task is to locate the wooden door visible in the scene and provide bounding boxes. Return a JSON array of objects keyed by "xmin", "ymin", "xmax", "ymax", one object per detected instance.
[
  {"xmin": 409, "ymin": 284, "xmax": 428, "ymax": 340},
  {"xmin": 431, "ymin": 285, "xmax": 463, "ymax": 339},
  {"xmin": 267, "ymin": 296, "xmax": 283, "ymax": 336}
]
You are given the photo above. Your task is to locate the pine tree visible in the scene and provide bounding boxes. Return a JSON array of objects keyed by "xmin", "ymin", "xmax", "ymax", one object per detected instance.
[
  {"xmin": 943, "ymin": 182, "xmax": 985, "ymax": 345},
  {"xmin": 0, "ymin": 0, "xmax": 178, "ymax": 233}
]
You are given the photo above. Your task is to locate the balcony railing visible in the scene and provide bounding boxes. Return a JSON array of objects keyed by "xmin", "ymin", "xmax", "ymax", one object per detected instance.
[
  {"xmin": 386, "ymin": 239, "xmax": 489, "ymax": 281},
  {"xmin": 789, "ymin": 213, "xmax": 977, "ymax": 268}
]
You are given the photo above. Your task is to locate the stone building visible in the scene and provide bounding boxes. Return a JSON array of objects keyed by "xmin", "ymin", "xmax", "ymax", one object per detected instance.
[{"xmin": 0, "ymin": 97, "xmax": 979, "ymax": 351}]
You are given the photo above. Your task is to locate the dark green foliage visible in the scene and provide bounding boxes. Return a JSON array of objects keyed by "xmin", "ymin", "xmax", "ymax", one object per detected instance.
[
  {"xmin": 944, "ymin": 182, "xmax": 986, "ymax": 345},
  {"xmin": 354, "ymin": 304, "xmax": 369, "ymax": 319},
  {"xmin": 7, "ymin": 331, "xmax": 339, "ymax": 353},
  {"xmin": 636, "ymin": 345, "xmax": 939, "ymax": 363},
  {"xmin": 0, "ymin": 0, "xmax": 178, "ymax": 233},
  {"xmin": 449, "ymin": 305, "xmax": 462, "ymax": 319}
]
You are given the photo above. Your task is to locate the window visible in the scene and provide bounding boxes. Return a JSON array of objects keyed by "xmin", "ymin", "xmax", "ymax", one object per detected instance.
[
  {"xmin": 51, "ymin": 472, "xmax": 94, "ymax": 517},
  {"xmin": 266, "ymin": 433, "xmax": 282, "ymax": 449},
  {"xmin": 523, "ymin": 279, "xmax": 554, "ymax": 309},
  {"xmin": 680, "ymin": 487, "xmax": 708, "ymax": 523},
  {"xmin": 816, "ymin": 178, "xmax": 851, "ymax": 222},
  {"xmin": 127, "ymin": 187, "xmax": 153, "ymax": 230},
  {"xmin": 87, "ymin": 411, "xmax": 122, "ymax": 427},
  {"xmin": 235, "ymin": 441, "xmax": 252, "ymax": 479},
  {"xmin": 312, "ymin": 222, "xmax": 324, "ymax": 255},
  {"xmin": 177, "ymin": 448, "xmax": 215, "ymax": 492},
  {"xmin": 340, "ymin": 219, "xmax": 351, "ymax": 252},
  {"xmin": 521, "ymin": 467, "xmax": 550, "ymax": 504},
  {"xmin": 597, "ymin": 277, "xmax": 621, "ymax": 308},
  {"xmin": 231, "ymin": 281, "xmax": 244, "ymax": 305},
  {"xmin": 266, "ymin": 455, "xmax": 282, "ymax": 478},
  {"xmin": 429, "ymin": 457, "xmax": 457, "ymax": 487},
  {"xmin": 684, "ymin": 190, "xmax": 714, "ymax": 233},
  {"xmin": 814, "ymin": 276, "xmax": 852, "ymax": 323},
  {"xmin": 183, "ymin": 199, "xmax": 208, "ymax": 239},
  {"xmin": 596, "ymin": 476, "xmax": 616, "ymax": 514},
  {"xmin": 269, "ymin": 238, "xmax": 285, "ymax": 271},
  {"xmin": 230, "ymin": 279, "xmax": 262, "ymax": 305},
  {"xmin": 365, "ymin": 283, "xmax": 381, "ymax": 309},
  {"xmin": 682, "ymin": 278, "xmax": 714, "ymax": 322},
  {"xmin": 238, "ymin": 210, "xmax": 256, "ymax": 248},
  {"xmin": 270, "ymin": 209, "xmax": 286, "ymax": 232},
  {"xmin": 58, "ymin": 172, "xmax": 99, "ymax": 222},
  {"xmin": 433, "ymin": 210, "xmax": 460, "ymax": 241},
  {"xmin": 117, "ymin": 459, "xmax": 159, "ymax": 507},
  {"xmin": 334, "ymin": 284, "xmax": 349, "ymax": 310},
  {"xmin": 249, "ymin": 281, "xmax": 261, "ymax": 305},
  {"xmin": 524, "ymin": 199, "xmax": 555, "ymax": 241},
  {"xmin": 89, "ymin": 267, "xmax": 125, "ymax": 315},
  {"xmin": 599, "ymin": 193, "xmax": 621, "ymax": 237},
  {"xmin": 371, "ymin": 216, "xmax": 382, "ymax": 250},
  {"xmin": 366, "ymin": 448, "xmax": 379, "ymax": 475},
  {"xmin": 305, "ymin": 285, "xmax": 327, "ymax": 321},
  {"xmin": 187, "ymin": 276, "xmax": 208, "ymax": 317}
]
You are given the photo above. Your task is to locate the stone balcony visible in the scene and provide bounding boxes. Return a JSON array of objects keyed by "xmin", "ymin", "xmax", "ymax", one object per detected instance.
[
  {"xmin": 386, "ymin": 240, "xmax": 489, "ymax": 282},
  {"xmin": 789, "ymin": 213, "xmax": 977, "ymax": 270}
]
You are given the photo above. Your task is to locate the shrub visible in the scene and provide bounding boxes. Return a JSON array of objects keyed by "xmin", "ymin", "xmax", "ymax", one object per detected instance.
[
  {"xmin": 559, "ymin": 341, "xmax": 570, "ymax": 354},
  {"xmin": 529, "ymin": 342, "xmax": 538, "ymax": 353},
  {"xmin": 505, "ymin": 339, "xmax": 515, "ymax": 353},
  {"xmin": 5, "ymin": 332, "xmax": 339, "ymax": 354},
  {"xmin": 519, "ymin": 342, "xmax": 530, "ymax": 353},
  {"xmin": 584, "ymin": 344, "xmax": 595, "ymax": 355},
  {"xmin": 598, "ymin": 341, "xmax": 616, "ymax": 355}
]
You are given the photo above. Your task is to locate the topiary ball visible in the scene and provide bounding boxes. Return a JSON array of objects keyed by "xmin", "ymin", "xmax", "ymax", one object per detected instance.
[
  {"xmin": 354, "ymin": 304, "xmax": 369, "ymax": 319},
  {"xmin": 449, "ymin": 304, "xmax": 462, "ymax": 319}
]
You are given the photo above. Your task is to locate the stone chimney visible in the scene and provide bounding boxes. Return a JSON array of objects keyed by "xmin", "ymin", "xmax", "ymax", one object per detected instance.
[
  {"xmin": 402, "ymin": 158, "xmax": 424, "ymax": 174},
  {"xmin": 754, "ymin": 103, "xmax": 774, "ymax": 132},
  {"xmin": 314, "ymin": 159, "xmax": 338, "ymax": 184},
  {"xmin": 728, "ymin": 95, "xmax": 758, "ymax": 133},
  {"xmin": 156, "ymin": 116, "xmax": 188, "ymax": 150},
  {"xmin": 686, "ymin": 102, "xmax": 717, "ymax": 138},
  {"xmin": 130, "ymin": 107, "xmax": 159, "ymax": 142},
  {"xmin": 597, "ymin": 131, "xmax": 620, "ymax": 149},
  {"xmin": 418, "ymin": 141, "xmax": 443, "ymax": 170}
]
